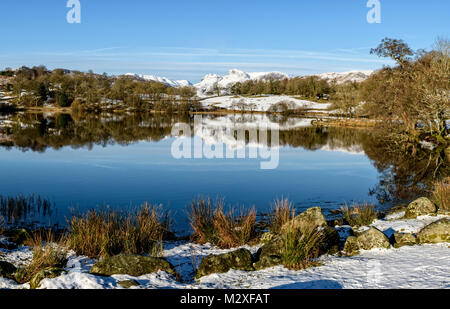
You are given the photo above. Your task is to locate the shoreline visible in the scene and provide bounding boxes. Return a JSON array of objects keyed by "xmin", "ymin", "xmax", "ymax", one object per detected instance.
[{"xmin": 1, "ymin": 198, "xmax": 449, "ymax": 289}]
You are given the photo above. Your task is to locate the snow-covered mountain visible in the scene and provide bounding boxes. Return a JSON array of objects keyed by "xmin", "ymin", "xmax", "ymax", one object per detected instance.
[
  {"xmin": 124, "ymin": 69, "xmax": 373, "ymax": 96},
  {"xmin": 194, "ymin": 69, "xmax": 289, "ymax": 97},
  {"xmin": 124, "ymin": 73, "xmax": 192, "ymax": 88},
  {"xmin": 316, "ymin": 70, "xmax": 373, "ymax": 84}
]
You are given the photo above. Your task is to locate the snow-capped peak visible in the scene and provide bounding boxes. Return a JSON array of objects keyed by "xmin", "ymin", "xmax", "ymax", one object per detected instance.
[
  {"xmin": 316, "ymin": 70, "xmax": 373, "ymax": 84},
  {"xmin": 194, "ymin": 69, "xmax": 290, "ymax": 97},
  {"xmin": 124, "ymin": 73, "xmax": 192, "ymax": 88}
]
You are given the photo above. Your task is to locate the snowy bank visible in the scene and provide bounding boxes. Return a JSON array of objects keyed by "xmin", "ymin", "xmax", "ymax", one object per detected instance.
[{"xmin": 1, "ymin": 213, "xmax": 448, "ymax": 289}]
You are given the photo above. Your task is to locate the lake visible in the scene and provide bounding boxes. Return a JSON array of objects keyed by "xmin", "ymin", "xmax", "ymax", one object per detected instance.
[{"xmin": 0, "ymin": 112, "xmax": 443, "ymax": 234}]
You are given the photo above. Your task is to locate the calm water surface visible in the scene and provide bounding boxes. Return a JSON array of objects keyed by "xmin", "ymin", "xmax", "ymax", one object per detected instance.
[{"xmin": 0, "ymin": 112, "xmax": 411, "ymax": 233}]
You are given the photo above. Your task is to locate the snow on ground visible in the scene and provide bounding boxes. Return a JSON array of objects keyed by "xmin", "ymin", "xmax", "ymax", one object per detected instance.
[
  {"xmin": 1, "ymin": 215, "xmax": 449, "ymax": 289},
  {"xmin": 370, "ymin": 214, "xmax": 448, "ymax": 238},
  {"xmin": 201, "ymin": 95, "xmax": 331, "ymax": 112},
  {"xmin": 198, "ymin": 244, "xmax": 450, "ymax": 289}
]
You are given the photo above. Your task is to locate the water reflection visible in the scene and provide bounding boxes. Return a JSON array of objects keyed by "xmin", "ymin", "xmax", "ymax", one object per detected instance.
[{"xmin": 0, "ymin": 111, "xmax": 447, "ymax": 230}]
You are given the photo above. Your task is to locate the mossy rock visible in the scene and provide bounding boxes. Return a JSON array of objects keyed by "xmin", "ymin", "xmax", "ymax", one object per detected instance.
[
  {"xmin": 404, "ymin": 197, "xmax": 437, "ymax": 219},
  {"xmin": 118, "ymin": 279, "xmax": 140, "ymax": 289},
  {"xmin": 281, "ymin": 207, "xmax": 327, "ymax": 234},
  {"xmin": 343, "ymin": 236, "xmax": 360, "ymax": 256},
  {"xmin": 357, "ymin": 227, "xmax": 390, "ymax": 250},
  {"xmin": 0, "ymin": 261, "xmax": 17, "ymax": 280},
  {"xmin": 30, "ymin": 267, "xmax": 66, "ymax": 289},
  {"xmin": 351, "ymin": 227, "xmax": 368, "ymax": 237},
  {"xmin": 343, "ymin": 228, "xmax": 390, "ymax": 255},
  {"xmin": 90, "ymin": 254, "xmax": 177, "ymax": 277},
  {"xmin": 260, "ymin": 232, "xmax": 278, "ymax": 243},
  {"xmin": 319, "ymin": 226, "xmax": 340, "ymax": 255},
  {"xmin": 392, "ymin": 232, "xmax": 417, "ymax": 248},
  {"xmin": 253, "ymin": 255, "xmax": 283, "ymax": 270},
  {"xmin": 417, "ymin": 218, "xmax": 450, "ymax": 244},
  {"xmin": 196, "ymin": 248, "xmax": 254, "ymax": 278},
  {"xmin": 4, "ymin": 229, "xmax": 30, "ymax": 245}
]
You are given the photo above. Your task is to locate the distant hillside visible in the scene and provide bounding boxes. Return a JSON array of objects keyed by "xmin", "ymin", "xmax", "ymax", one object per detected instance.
[{"xmin": 315, "ymin": 70, "xmax": 374, "ymax": 84}]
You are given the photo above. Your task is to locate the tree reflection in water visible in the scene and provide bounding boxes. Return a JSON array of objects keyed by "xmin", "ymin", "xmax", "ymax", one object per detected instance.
[{"xmin": 0, "ymin": 111, "xmax": 448, "ymax": 209}]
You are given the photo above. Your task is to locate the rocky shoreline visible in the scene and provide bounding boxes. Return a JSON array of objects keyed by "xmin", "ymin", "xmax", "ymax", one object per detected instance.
[{"xmin": 0, "ymin": 196, "xmax": 449, "ymax": 289}]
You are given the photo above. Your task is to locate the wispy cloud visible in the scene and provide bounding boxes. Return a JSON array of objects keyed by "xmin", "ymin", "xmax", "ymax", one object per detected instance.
[{"xmin": 0, "ymin": 46, "xmax": 392, "ymax": 81}]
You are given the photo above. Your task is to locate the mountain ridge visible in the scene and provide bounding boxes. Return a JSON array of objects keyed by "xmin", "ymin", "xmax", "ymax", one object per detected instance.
[{"xmin": 124, "ymin": 69, "xmax": 374, "ymax": 96}]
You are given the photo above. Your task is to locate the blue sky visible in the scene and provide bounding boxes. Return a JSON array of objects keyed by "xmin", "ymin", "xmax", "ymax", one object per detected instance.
[{"xmin": 0, "ymin": 0, "xmax": 448, "ymax": 82}]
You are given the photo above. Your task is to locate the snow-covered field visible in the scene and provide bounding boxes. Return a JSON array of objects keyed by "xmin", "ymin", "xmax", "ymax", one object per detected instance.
[
  {"xmin": 1, "ymin": 214, "xmax": 448, "ymax": 290},
  {"xmin": 201, "ymin": 95, "xmax": 332, "ymax": 112}
]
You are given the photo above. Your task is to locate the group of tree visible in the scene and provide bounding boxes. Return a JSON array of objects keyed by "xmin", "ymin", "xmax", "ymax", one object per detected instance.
[
  {"xmin": 230, "ymin": 76, "xmax": 331, "ymax": 99},
  {"xmin": 3, "ymin": 66, "xmax": 197, "ymax": 110},
  {"xmin": 331, "ymin": 37, "xmax": 449, "ymax": 143}
]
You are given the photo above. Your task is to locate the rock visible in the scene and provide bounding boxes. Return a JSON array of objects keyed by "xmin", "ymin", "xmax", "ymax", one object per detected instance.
[
  {"xmin": 404, "ymin": 198, "xmax": 437, "ymax": 219},
  {"xmin": 281, "ymin": 207, "xmax": 327, "ymax": 233},
  {"xmin": 357, "ymin": 228, "xmax": 390, "ymax": 250},
  {"xmin": 255, "ymin": 235, "xmax": 283, "ymax": 258},
  {"xmin": 253, "ymin": 255, "xmax": 283, "ymax": 270},
  {"xmin": 196, "ymin": 249, "xmax": 254, "ymax": 278},
  {"xmin": 90, "ymin": 254, "xmax": 177, "ymax": 277},
  {"xmin": 343, "ymin": 236, "xmax": 360, "ymax": 256},
  {"xmin": 392, "ymin": 232, "xmax": 417, "ymax": 248},
  {"xmin": 319, "ymin": 226, "xmax": 340, "ymax": 255},
  {"xmin": 417, "ymin": 218, "xmax": 450, "ymax": 244},
  {"xmin": 260, "ymin": 232, "xmax": 277, "ymax": 243},
  {"xmin": 343, "ymin": 228, "xmax": 390, "ymax": 256},
  {"xmin": 118, "ymin": 279, "xmax": 140, "ymax": 289},
  {"xmin": 4, "ymin": 229, "xmax": 30, "ymax": 245},
  {"xmin": 257, "ymin": 236, "xmax": 284, "ymax": 257},
  {"xmin": 253, "ymin": 236, "xmax": 284, "ymax": 270},
  {"xmin": 0, "ymin": 261, "xmax": 17, "ymax": 280},
  {"xmin": 351, "ymin": 226, "xmax": 369, "ymax": 237},
  {"xmin": 30, "ymin": 267, "xmax": 65, "ymax": 289}
]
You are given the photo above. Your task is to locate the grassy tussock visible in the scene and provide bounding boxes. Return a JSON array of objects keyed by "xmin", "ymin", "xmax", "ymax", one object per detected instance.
[
  {"xmin": 213, "ymin": 206, "xmax": 256, "ymax": 249},
  {"xmin": 188, "ymin": 197, "xmax": 217, "ymax": 245},
  {"xmin": 23, "ymin": 229, "xmax": 64, "ymax": 248},
  {"xmin": 341, "ymin": 203, "xmax": 377, "ymax": 227},
  {"xmin": 15, "ymin": 231, "xmax": 68, "ymax": 284},
  {"xmin": 66, "ymin": 203, "xmax": 170, "ymax": 259},
  {"xmin": 270, "ymin": 198, "xmax": 295, "ymax": 233},
  {"xmin": 188, "ymin": 197, "xmax": 257, "ymax": 249},
  {"xmin": 432, "ymin": 177, "xmax": 449, "ymax": 211},
  {"xmin": 281, "ymin": 223, "xmax": 322, "ymax": 270}
]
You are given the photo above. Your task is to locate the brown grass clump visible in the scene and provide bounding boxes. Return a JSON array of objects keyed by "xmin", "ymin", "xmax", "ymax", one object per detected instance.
[
  {"xmin": 188, "ymin": 197, "xmax": 257, "ymax": 249},
  {"xmin": 269, "ymin": 198, "xmax": 295, "ymax": 233},
  {"xmin": 281, "ymin": 223, "xmax": 322, "ymax": 270},
  {"xmin": 432, "ymin": 177, "xmax": 449, "ymax": 211},
  {"xmin": 66, "ymin": 203, "xmax": 170, "ymax": 259},
  {"xmin": 213, "ymin": 206, "xmax": 256, "ymax": 249},
  {"xmin": 341, "ymin": 203, "xmax": 378, "ymax": 227},
  {"xmin": 188, "ymin": 197, "xmax": 218, "ymax": 245},
  {"xmin": 15, "ymin": 232, "xmax": 68, "ymax": 284}
]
